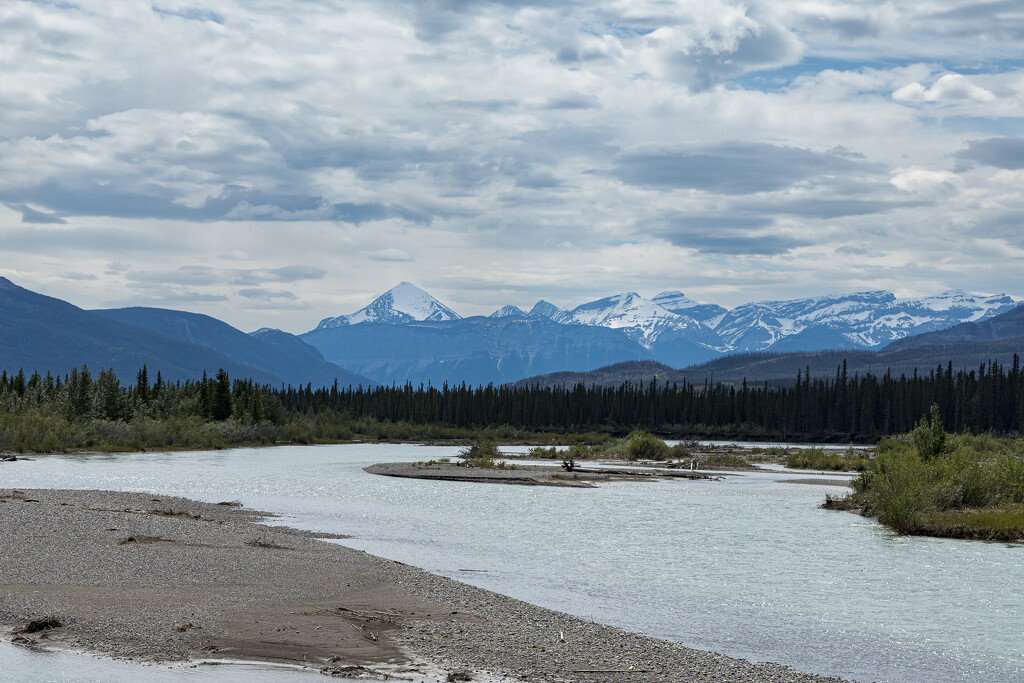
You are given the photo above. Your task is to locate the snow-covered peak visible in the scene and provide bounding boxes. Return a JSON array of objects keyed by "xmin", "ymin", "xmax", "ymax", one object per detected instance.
[
  {"xmin": 652, "ymin": 290, "xmax": 728, "ymax": 324},
  {"xmin": 315, "ymin": 282, "xmax": 461, "ymax": 329},
  {"xmin": 652, "ymin": 290, "xmax": 697, "ymax": 311},
  {"xmin": 490, "ymin": 305, "xmax": 528, "ymax": 318},
  {"xmin": 529, "ymin": 300, "xmax": 568, "ymax": 322},
  {"xmin": 563, "ymin": 292, "xmax": 713, "ymax": 347},
  {"xmin": 714, "ymin": 289, "xmax": 1020, "ymax": 351},
  {"xmin": 901, "ymin": 290, "xmax": 1016, "ymax": 319},
  {"xmin": 567, "ymin": 293, "xmax": 670, "ymax": 328}
]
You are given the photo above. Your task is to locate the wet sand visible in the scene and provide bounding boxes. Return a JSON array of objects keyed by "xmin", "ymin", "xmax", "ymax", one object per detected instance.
[{"xmin": 0, "ymin": 488, "xmax": 843, "ymax": 682}]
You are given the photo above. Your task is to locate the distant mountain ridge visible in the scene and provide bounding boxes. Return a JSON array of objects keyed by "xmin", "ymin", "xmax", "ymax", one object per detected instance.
[
  {"xmin": 514, "ymin": 301, "xmax": 1024, "ymax": 387},
  {"xmin": 300, "ymin": 316, "xmax": 655, "ymax": 387},
  {"xmin": 4, "ymin": 276, "xmax": 1019, "ymax": 390},
  {"xmin": 301, "ymin": 282, "xmax": 1020, "ymax": 385}
]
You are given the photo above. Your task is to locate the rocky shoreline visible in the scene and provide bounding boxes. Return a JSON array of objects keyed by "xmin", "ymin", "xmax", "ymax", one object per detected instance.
[{"xmin": 1, "ymin": 488, "xmax": 843, "ymax": 682}]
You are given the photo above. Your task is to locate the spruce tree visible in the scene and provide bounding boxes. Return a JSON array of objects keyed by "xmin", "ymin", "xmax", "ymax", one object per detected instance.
[{"xmin": 211, "ymin": 369, "xmax": 233, "ymax": 421}]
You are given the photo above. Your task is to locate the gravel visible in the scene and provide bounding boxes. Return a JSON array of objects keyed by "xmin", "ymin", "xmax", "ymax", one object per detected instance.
[{"xmin": 0, "ymin": 488, "xmax": 845, "ymax": 682}]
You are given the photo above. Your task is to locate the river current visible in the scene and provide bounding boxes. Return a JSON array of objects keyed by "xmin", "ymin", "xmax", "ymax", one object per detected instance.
[{"xmin": 2, "ymin": 443, "xmax": 1022, "ymax": 682}]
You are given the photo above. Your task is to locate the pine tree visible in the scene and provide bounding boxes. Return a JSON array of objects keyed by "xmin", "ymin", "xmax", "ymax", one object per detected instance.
[{"xmin": 211, "ymin": 369, "xmax": 233, "ymax": 421}]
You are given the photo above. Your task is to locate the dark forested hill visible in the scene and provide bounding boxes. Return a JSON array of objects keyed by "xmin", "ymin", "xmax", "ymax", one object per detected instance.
[
  {"xmin": 514, "ymin": 340, "xmax": 1024, "ymax": 387},
  {"xmin": 94, "ymin": 308, "xmax": 373, "ymax": 388},
  {"xmin": 0, "ymin": 277, "xmax": 276, "ymax": 383}
]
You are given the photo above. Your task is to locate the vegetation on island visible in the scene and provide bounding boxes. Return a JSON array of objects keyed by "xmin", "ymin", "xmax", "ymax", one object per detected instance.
[
  {"xmin": 527, "ymin": 431, "xmax": 691, "ymax": 462},
  {"xmin": 456, "ymin": 441, "xmax": 514, "ymax": 469},
  {"xmin": 786, "ymin": 446, "xmax": 871, "ymax": 472},
  {"xmin": 827, "ymin": 405, "xmax": 1024, "ymax": 540}
]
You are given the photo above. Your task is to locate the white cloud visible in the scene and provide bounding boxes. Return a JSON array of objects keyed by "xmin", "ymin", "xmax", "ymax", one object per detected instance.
[{"xmin": 893, "ymin": 74, "xmax": 997, "ymax": 103}]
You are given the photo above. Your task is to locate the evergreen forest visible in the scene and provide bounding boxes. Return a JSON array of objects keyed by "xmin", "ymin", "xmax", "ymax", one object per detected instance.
[{"xmin": 2, "ymin": 356, "xmax": 1024, "ymax": 453}]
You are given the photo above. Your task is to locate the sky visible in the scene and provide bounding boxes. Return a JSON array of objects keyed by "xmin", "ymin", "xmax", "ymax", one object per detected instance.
[{"xmin": 2, "ymin": 0, "xmax": 1023, "ymax": 333}]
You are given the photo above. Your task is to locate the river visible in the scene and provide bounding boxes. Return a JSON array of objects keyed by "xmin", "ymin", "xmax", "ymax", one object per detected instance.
[{"xmin": 2, "ymin": 443, "xmax": 1022, "ymax": 682}]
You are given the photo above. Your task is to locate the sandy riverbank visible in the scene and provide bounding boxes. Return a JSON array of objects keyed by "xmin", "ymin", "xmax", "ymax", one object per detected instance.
[{"xmin": 0, "ymin": 488, "xmax": 843, "ymax": 682}]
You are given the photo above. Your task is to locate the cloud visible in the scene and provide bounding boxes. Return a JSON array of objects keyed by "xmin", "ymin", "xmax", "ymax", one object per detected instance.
[
  {"xmin": 151, "ymin": 5, "xmax": 225, "ymax": 25},
  {"xmin": 649, "ymin": 214, "xmax": 804, "ymax": 255},
  {"xmin": 644, "ymin": 9, "xmax": 804, "ymax": 88},
  {"xmin": 613, "ymin": 143, "xmax": 864, "ymax": 195},
  {"xmin": 103, "ymin": 290, "xmax": 230, "ymax": 307},
  {"xmin": 250, "ymin": 266, "xmax": 327, "ymax": 283},
  {"xmin": 367, "ymin": 249, "xmax": 415, "ymax": 262},
  {"xmin": 543, "ymin": 93, "xmax": 601, "ymax": 110},
  {"xmin": 7, "ymin": 204, "xmax": 66, "ymax": 224},
  {"xmin": 0, "ymin": 226, "xmax": 176, "ymax": 253},
  {"xmin": 893, "ymin": 74, "xmax": 997, "ymax": 103},
  {"xmin": 125, "ymin": 265, "xmax": 327, "ymax": 286},
  {"xmin": 237, "ymin": 288, "xmax": 297, "ymax": 301},
  {"xmin": 1, "ymin": 0, "xmax": 1023, "ymax": 330},
  {"xmin": 675, "ymin": 233, "xmax": 808, "ymax": 255},
  {"xmin": 955, "ymin": 138, "xmax": 1024, "ymax": 170}
]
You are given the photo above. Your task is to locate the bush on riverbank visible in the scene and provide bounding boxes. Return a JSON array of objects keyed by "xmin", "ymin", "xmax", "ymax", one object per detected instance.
[
  {"xmin": 832, "ymin": 407, "xmax": 1024, "ymax": 538},
  {"xmin": 787, "ymin": 446, "xmax": 870, "ymax": 472}
]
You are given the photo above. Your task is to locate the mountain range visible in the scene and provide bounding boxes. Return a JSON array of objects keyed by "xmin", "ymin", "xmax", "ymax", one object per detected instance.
[
  {"xmin": 2, "ymin": 276, "xmax": 1021, "ymax": 388},
  {"xmin": 515, "ymin": 304, "xmax": 1024, "ymax": 388},
  {"xmin": 299, "ymin": 282, "xmax": 1021, "ymax": 386},
  {"xmin": 0, "ymin": 277, "xmax": 373, "ymax": 387}
]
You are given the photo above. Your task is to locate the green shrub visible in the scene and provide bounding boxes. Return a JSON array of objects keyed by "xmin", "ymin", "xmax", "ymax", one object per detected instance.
[
  {"xmin": 787, "ymin": 447, "xmax": 869, "ymax": 471},
  {"xmin": 457, "ymin": 441, "xmax": 512, "ymax": 468},
  {"xmin": 625, "ymin": 431, "xmax": 669, "ymax": 461},
  {"xmin": 845, "ymin": 430, "xmax": 1024, "ymax": 535},
  {"xmin": 910, "ymin": 404, "xmax": 947, "ymax": 460}
]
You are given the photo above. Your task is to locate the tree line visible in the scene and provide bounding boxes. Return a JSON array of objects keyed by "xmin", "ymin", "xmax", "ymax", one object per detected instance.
[
  {"xmin": 2, "ymin": 356, "xmax": 1022, "ymax": 446},
  {"xmin": 279, "ymin": 357, "xmax": 1024, "ymax": 438}
]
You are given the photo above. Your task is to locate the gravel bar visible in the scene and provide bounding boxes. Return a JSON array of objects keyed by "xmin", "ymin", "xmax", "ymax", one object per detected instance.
[
  {"xmin": 364, "ymin": 462, "xmax": 714, "ymax": 488},
  {"xmin": 0, "ymin": 488, "xmax": 845, "ymax": 682}
]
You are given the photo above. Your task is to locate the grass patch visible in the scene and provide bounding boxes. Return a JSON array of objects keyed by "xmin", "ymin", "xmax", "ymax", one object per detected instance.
[{"xmin": 919, "ymin": 504, "xmax": 1024, "ymax": 540}]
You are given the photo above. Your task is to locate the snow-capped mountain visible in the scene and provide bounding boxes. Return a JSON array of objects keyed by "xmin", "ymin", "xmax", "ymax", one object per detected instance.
[
  {"xmin": 315, "ymin": 282, "xmax": 461, "ymax": 329},
  {"xmin": 302, "ymin": 283, "xmax": 1020, "ymax": 385},
  {"xmin": 652, "ymin": 290, "xmax": 728, "ymax": 325},
  {"xmin": 714, "ymin": 290, "xmax": 1019, "ymax": 352},
  {"xmin": 561, "ymin": 292, "xmax": 716, "ymax": 347},
  {"xmin": 529, "ymin": 300, "xmax": 569, "ymax": 322},
  {"xmin": 490, "ymin": 305, "xmax": 528, "ymax": 318}
]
